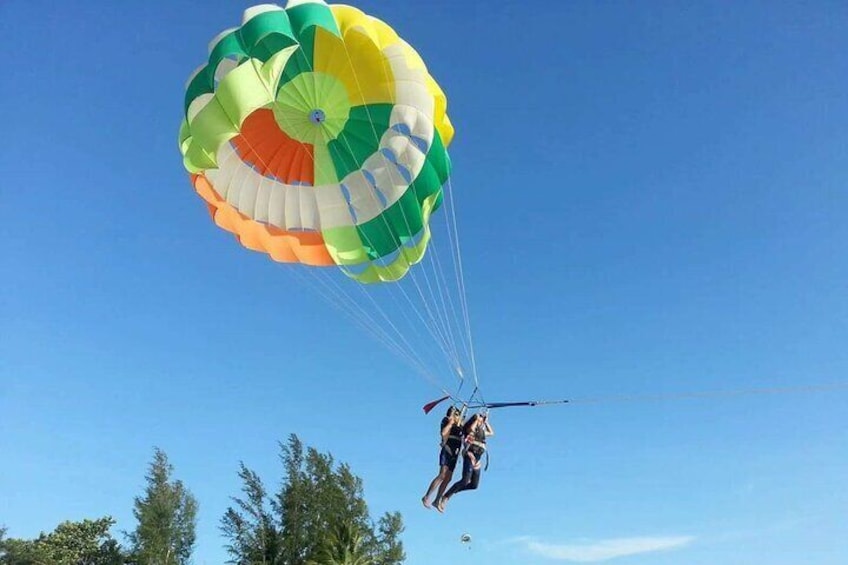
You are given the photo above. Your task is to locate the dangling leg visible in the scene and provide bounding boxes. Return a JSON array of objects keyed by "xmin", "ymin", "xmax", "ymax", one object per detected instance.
[
  {"xmin": 424, "ymin": 449, "xmax": 453, "ymax": 507},
  {"xmin": 437, "ymin": 454, "xmax": 472, "ymax": 513},
  {"xmin": 466, "ymin": 466, "xmax": 481, "ymax": 491},
  {"xmin": 433, "ymin": 454, "xmax": 457, "ymax": 506},
  {"xmin": 422, "ymin": 465, "xmax": 449, "ymax": 507}
]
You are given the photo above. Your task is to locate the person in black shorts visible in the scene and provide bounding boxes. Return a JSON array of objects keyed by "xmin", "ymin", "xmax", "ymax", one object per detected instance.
[
  {"xmin": 436, "ymin": 412, "xmax": 494, "ymax": 513},
  {"xmin": 422, "ymin": 406, "xmax": 463, "ymax": 508}
]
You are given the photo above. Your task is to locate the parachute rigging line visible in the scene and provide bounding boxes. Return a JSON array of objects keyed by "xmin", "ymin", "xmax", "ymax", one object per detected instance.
[
  {"xmin": 310, "ymin": 23, "xmax": 476, "ymax": 395},
  {"xmin": 307, "ymin": 26, "xmax": 478, "ymax": 396},
  {"xmin": 449, "ymin": 380, "xmax": 848, "ymax": 413},
  {"xmin": 180, "ymin": 2, "xmax": 480, "ymax": 400}
]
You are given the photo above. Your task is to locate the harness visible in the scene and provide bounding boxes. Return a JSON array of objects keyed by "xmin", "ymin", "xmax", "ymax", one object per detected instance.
[
  {"xmin": 465, "ymin": 433, "xmax": 487, "ymax": 461},
  {"xmin": 466, "ymin": 426, "xmax": 490, "ymax": 470},
  {"xmin": 467, "ymin": 439, "xmax": 487, "ymax": 453},
  {"xmin": 441, "ymin": 434, "xmax": 462, "ymax": 457}
]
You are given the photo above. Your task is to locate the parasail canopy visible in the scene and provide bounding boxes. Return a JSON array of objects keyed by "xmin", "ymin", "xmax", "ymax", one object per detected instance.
[
  {"xmin": 179, "ymin": 1, "xmax": 481, "ymax": 406},
  {"xmin": 179, "ymin": 1, "xmax": 455, "ymax": 284}
]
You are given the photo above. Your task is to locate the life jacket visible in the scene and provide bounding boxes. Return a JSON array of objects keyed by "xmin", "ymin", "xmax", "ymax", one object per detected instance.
[
  {"xmin": 465, "ymin": 426, "xmax": 487, "ymax": 458},
  {"xmin": 441, "ymin": 419, "xmax": 463, "ymax": 456}
]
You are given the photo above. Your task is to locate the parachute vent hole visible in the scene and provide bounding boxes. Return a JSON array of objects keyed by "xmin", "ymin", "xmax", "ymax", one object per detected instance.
[{"xmin": 309, "ymin": 109, "xmax": 326, "ymax": 125}]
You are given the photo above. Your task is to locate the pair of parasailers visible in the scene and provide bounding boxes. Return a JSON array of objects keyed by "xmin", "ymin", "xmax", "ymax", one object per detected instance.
[{"xmin": 422, "ymin": 406, "xmax": 494, "ymax": 513}]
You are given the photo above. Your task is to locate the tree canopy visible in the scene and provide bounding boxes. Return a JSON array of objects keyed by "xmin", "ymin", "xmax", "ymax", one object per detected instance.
[
  {"xmin": 126, "ymin": 448, "xmax": 198, "ymax": 565},
  {"xmin": 221, "ymin": 435, "xmax": 405, "ymax": 565},
  {"xmin": 3, "ymin": 439, "xmax": 404, "ymax": 565},
  {"xmin": 0, "ymin": 517, "xmax": 125, "ymax": 565}
]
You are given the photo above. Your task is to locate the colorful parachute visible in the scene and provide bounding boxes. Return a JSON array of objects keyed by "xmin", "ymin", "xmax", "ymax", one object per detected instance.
[{"xmin": 179, "ymin": 1, "xmax": 455, "ymax": 283}]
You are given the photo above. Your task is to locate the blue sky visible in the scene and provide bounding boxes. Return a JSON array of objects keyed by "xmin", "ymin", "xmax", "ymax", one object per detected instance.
[{"xmin": 2, "ymin": 1, "xmax": 847, "ymax": 564}]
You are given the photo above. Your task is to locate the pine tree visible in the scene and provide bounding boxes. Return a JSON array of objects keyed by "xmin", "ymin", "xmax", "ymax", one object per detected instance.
[
  {"xmin": 221, "ymin": 435, "xmax": 404, "ymax": 565},
  {"xmin": 373, "ymin": 513, "xmax": 404, "ymax": 565},
  {"xmin": 127, "ymin": 448, "xmax": 198, "ymax": 565},
  {"xmin": 220, "ymin": 463, "xmax": 282, "ymax": 565}
]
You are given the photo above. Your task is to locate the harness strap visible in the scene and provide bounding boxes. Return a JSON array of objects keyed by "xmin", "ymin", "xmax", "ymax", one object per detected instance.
[{"xmin": 442, "ymin": 440, "xmax": 462, "ymax": 457}]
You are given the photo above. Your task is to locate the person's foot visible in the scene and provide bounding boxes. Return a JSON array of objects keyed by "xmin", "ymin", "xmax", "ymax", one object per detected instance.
[
  {"xmin": 435, "ymin": 497, "xmax": 447, "ymax": 513},
  {"xmin": 421, "ymin": 496, "xmax": 431, "ymax": 508}
]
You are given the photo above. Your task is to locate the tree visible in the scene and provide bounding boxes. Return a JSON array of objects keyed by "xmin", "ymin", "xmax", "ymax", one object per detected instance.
[
  {"xmin": 127, "ymin": 448, "xmax": 198, "ymax": 565},
  {"xmin": 221, "ymin": 435, "xmax": 405, "ymax": 565},
  {"xmin": 1, "ymin": 533, "xmax": 44, "ymax": 564},
  {"xmin": 0, "ymin": 517, "xmax": 126, "ymax": 565},
  {"xmin": 220, "ymin": 463, "xmax": 282, "ymax": 565},
  {"xmin": 307, "ymin": 521, "xmax": 369, "ymax": 565},
  {"xmin": 373, "ymin": 513, "xmax": 404, "ymax": 565}
]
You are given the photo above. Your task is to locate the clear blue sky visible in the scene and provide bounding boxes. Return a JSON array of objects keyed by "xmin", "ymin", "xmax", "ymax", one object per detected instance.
[{"xmin": 2, "ymin": 1, "xmax": 847, "ymax": 564}]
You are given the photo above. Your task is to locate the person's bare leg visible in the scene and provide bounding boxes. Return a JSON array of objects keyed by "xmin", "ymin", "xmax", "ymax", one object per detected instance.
[
  {"xmin": 434, "ymin": 468, "xmax": 454, "ymax": 505},
  {"xmin": 422, "ymin": 467, "xmax": 449, "ymax": 507}
]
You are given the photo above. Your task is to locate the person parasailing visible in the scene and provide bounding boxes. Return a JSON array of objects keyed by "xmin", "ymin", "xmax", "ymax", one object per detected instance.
[
  {"xmin": 436, "ymin": 411, "xmax": 493, "ymax": 512},
  {"xmin": 422, "ymin": 405, "xmax": 463, "ymax": 508}
]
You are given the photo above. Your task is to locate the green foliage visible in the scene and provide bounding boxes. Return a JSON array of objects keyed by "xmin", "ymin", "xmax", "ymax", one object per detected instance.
[
  {"xmin": 220, "ymin": 463, "xmax": 282, "ymax": 564},
  {"xmin": 221, "ymin": 435, "xmax": 405, "ymax": 565},
  {"xmin": 127, "ymin": 448, "xmax": 198, "ymax": 565},
  {"xmin": 2, "ymin": 439, "xmax": 403, "ymax": 564},
  {"xmin": 306, "ymin": 521, "xmax": 369, "ymax": 565},
  {"xmin": 373, "ymin": 513, "xmax": 404, "ymax": 565},
  {"xmin": 0, "ymin": 517, "xmax": 126, "ymax": 565}
]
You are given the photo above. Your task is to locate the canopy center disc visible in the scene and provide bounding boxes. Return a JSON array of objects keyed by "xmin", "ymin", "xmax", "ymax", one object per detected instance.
[{"xmin": 309, "ymin": 109, "xmax": 326, "ymax": 125}]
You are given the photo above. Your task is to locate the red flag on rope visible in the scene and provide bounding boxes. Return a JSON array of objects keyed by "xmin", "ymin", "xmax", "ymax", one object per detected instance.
[{"xmin": 422, "ymin": 395, "xmax": 450, "ymax": 414}]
